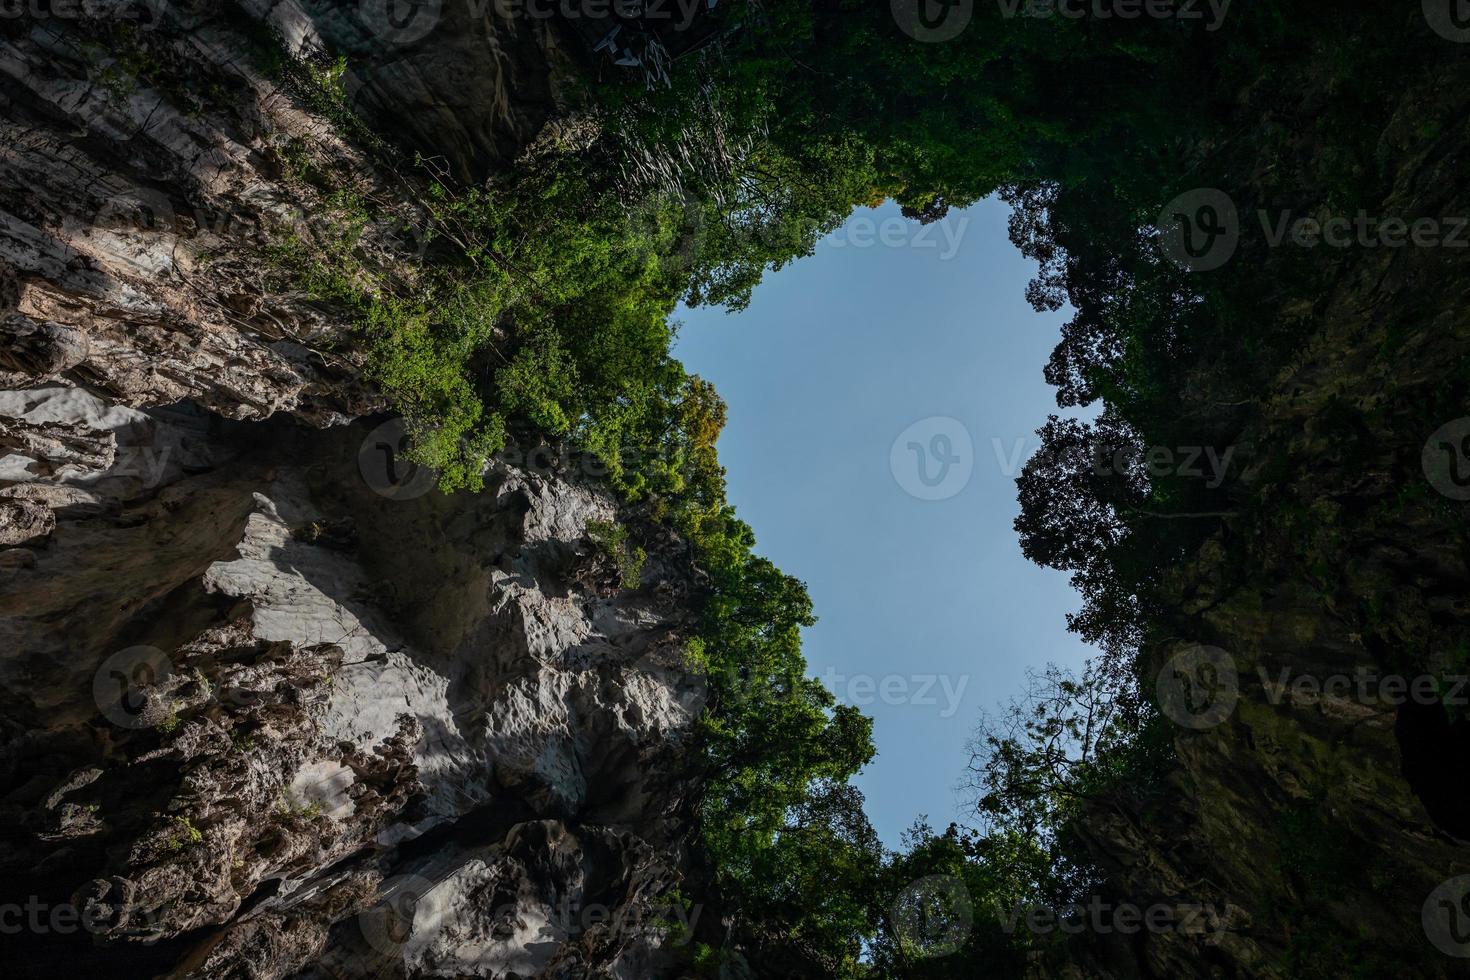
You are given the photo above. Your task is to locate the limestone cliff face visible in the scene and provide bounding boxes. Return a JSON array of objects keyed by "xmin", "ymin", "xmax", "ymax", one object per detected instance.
[
  {"xmin": 0, "ymin": 0, "xmax": 578, "ymax": 422},
  {"xmin": 0, "ymin": 387, "xmax": 709, "ymax": 979},
  {"xmin": 0, "ymin": 5, "xmax": 713, "ymax": 978}
]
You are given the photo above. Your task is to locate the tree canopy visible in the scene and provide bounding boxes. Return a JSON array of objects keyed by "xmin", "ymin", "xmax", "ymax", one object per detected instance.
[{"xmin": 277, "ymin": 1, "xmax": 1420, "ymax": 974}]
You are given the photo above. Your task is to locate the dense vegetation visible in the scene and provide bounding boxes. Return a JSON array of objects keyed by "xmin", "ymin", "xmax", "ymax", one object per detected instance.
[{"xmin": 273, "ymin": 1, "xmax": 1437, "ymax": 975}]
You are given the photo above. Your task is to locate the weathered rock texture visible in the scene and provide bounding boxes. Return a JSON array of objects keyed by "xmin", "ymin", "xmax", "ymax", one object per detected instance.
[
  {"xmin": 0, "ymin": 0, "xmax": 585, "ymax": 424},
  {"xmin": 0, "ymin": 5, "xmax": 714, "ymax": 978},
  {"xmin": 0, "ymin": 387, "xmax": 710, "ymax": 979}
]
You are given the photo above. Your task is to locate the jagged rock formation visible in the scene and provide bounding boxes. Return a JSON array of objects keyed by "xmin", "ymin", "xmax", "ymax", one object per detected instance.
[
  {"xmin": 0, "ymin": 5, "xmax": 717, "ymax": 978},
  {"xmin": 0, "ymin": 0, "xmax": 592, "ymax": 422},
  {"xmin": 2, "ymin": 2, "xmax": 373, "ymax": 422},
  {"xmin": 0, "ymin": 386, "xmax": 710, "ymax": 979}
]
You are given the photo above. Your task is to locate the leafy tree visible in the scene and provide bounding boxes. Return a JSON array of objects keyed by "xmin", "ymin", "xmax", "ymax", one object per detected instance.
[
  {"xmin": 865, "ymin": 820, "xmax": 1048, "ymax": 980},
  {"xmin": 964, "ymin": 662, "xmax": 1139, "ymax": 846},
  {"xmin": 1014, "ymin": 412, "xmax": 1151, "ymax": 659},
  {"xmin": 728, "ymin": 781, "xmax": 886, "ymax": 976}
]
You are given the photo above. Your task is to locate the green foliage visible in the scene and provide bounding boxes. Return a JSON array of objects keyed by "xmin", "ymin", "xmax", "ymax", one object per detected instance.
[
  {"xmin": 676, "ymin": 498, "xmax": 881, "ymax": 973},
  {"xmin": 260, "ymin": 5, "xmax": 1429, "ymax": 974},
  {"xmin": 865, "ymin": 821, "xmax": 1045, "ymax": 978},
  {"xmin": 277, "ymin": 790, "xmax": 326, "ymax": 821},
  {"xmin": 190, "ymin": 668, "xmax": 212, "ymax": 701},
  {"xmin": 166, "ymin": 815, "xmax": 202, "ymax": 852},
  {"xmin": 968, "ymin": 662, "xmax": 1141, "ymax": 842},
  {"xmin": 585, "ymin": 519, "xmax": 647, "ymax": 590},
  {"xmin": 1274, "ymin": 802, "xmax": 1354, "ymax": 896}
]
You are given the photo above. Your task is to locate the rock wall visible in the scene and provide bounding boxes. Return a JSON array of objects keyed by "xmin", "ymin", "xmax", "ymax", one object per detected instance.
[
  {"xmin": 1033, "ymin": 29, "xmax": 1470, "ymax": 980},
  {"xmin": 0, "ymin": 5, "xmax": 715, "ymax": 977},
  {"xmin": 0, "ymin": 387, "xmax": 710, "ymax": 979},
  {"xmin": 0, "ymin": 0, "xmax": 578, "ymax": 423}
]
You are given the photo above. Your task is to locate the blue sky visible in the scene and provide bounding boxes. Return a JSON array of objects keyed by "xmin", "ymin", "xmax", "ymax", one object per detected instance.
[{"xmin": 672, "ymin": 197, "xmax": 1095, "ymax": 847}]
